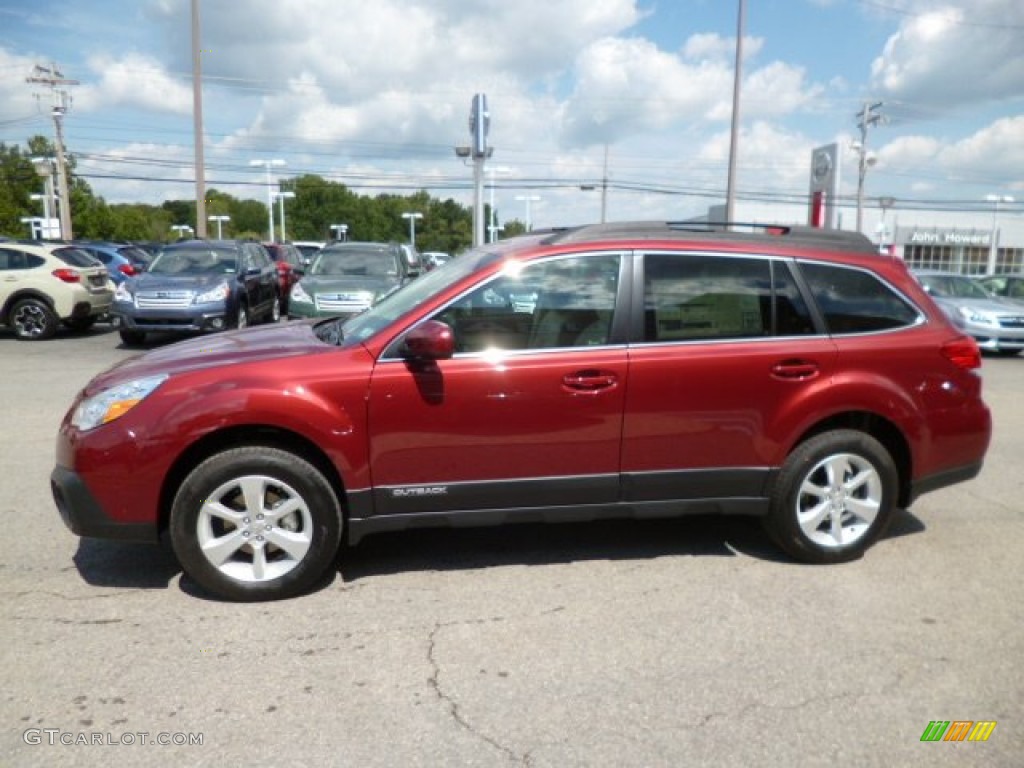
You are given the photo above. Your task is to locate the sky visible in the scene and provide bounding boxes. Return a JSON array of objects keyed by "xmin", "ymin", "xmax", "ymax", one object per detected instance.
[{"xmin": 1, "ymin": 0, "xmax": 1022, "ymax": 241}]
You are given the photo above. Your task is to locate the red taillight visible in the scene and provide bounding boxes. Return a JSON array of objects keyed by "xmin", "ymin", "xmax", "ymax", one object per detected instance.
[
  {"xmin": 941, "ymin": 336, "xmax": 982, "ymax": 370},
  {"xmin": 52, "ymin": 268, "xmax": 82, "ymax": 284},
  {"xmin": 118, "ymin": 264, "xmax": 138, "ymax": 276}
]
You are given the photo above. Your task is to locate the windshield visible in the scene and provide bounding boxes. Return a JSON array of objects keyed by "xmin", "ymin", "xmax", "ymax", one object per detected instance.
[
  {"xmin": 329, "ymin": 248, "xmax": 501, "ymax": 345},
  {"xmin": 312, "ymin": 247, "xmax": 398, "ymax": 277},
  {"xmin": 922, "ymin": 275, "xmax": 991, "ymax": 300},
  {"xmin": 148, "ymin": 246, "xmax": 237, "ymax": 275}
]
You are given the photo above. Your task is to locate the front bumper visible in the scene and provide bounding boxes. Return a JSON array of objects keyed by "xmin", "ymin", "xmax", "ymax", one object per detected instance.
[
  {"xmin": 111, "ymin": 301, "xmax": 229, "ymax": 333},
  {"xmin": 51, "ymin": 465, "xmax": 158, "ymax": 542}
]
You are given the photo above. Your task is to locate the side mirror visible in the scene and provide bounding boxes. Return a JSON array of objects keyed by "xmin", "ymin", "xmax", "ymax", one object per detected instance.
[{"xmin": 402, "ymin": 320, "xmax": 454, "ymax": 361}]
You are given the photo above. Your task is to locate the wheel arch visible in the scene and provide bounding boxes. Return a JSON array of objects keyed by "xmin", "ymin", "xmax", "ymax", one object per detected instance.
[
  {"xmin": 2, "ymin": 289, "xmax": 57, "ymax": 322},
  {"xmin": 786, "ymin": 411, "xmax": 913, "ymax": 508},
  {"xmin": 158, "ymin": 424, "xmax": 349, "ymax": 539}
]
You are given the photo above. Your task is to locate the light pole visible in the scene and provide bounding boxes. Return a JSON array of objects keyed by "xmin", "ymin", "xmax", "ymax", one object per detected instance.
[
  {"xmin": 31, "ymin": 157, "xmax": 57, "ymax": 237},
  {"xmin": 724, "ymin": 0, "xmax": 745, "ymax": 225},
  {"xmin": 171, "ymin": 224, "xmax": 194, "ymax": 240},
  {"xmin": 402, "ymin": 212, "xmax": 424, "ymax": 247},
  {"xmin": 515, "ymin": 195, "xmax": 541, "ymax": 232},
  {"xmin": 985, "ymin": 194, "xmax": 1015, "ymax": 275},
  {"xmin": 330, "ymin": 224, "xmax": 348, "ymax": 241},
  {"xmin": 274, "ymin": 191, "xmax": 295, "ymax": 242},
  {"xmin": 249, "ymin": 158, "xmax": 285, "ymax": 241},
  {"xmin": 487, "ymin": 165, "xmax": 513, "ymax": 242},
  {"xmin": 877, "ymin": 197, "xmax": 895, "ymax": 254},
  {"xmin": 208, "ymin": 214, "xmax": 230, "ymax": 239}
]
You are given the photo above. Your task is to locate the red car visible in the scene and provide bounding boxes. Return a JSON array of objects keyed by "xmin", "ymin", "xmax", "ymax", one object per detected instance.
[
  {"xmin": 53, "ymin": 222, "xmax": 992, "ymax": 600},
  {"xmin": 263, "ymin": 242, "xmax": 304, "ymax": 314}
]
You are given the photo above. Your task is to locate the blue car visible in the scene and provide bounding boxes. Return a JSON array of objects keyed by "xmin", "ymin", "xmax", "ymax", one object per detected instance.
[
  {"xmin": 111, "ymin": 239, "xmax": 281, "ymax": 346},
  {"xmin": 75, "ymin": 242, "xmax": 152, "ymax": 285}
]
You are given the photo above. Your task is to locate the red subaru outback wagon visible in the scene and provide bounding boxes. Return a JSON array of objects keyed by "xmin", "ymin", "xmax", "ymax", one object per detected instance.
[{"xmin": 53, "ymin": 222, "xmax": 992, "ymax": 601}]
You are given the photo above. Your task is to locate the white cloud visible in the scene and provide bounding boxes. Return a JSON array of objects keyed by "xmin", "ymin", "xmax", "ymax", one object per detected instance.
[
  {"xmin": 870, "ymin": 0, "xmax": 1024, "ymax": 105},
  {"xmin": 76, "ymin": 53, "xmax": 192, "ymax": 114},
  {"xmin": 682, "ymin": 33, "xmax": 764, "ymax": 62}
]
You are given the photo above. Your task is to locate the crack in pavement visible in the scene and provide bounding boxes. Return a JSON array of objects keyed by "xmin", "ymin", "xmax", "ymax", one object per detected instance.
[{"xmin": 426, "ymin": 621, "xmax": 531, "ymax": 766}]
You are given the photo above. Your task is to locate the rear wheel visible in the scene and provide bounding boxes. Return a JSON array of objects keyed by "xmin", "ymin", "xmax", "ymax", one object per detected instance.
[
  {"xmin": 764, "ymin": 430, "xmax": 897, "ymax": 564},
  {"xmin": 169, "ymin": 446, "xmax": 343, "ymax": 601},
  {"xmin": 11, "ymin": 298, "xmax": 59, "ymax": 340}
]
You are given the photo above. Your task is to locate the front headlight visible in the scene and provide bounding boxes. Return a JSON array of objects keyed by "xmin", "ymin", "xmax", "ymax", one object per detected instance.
[
  {"xmin": 71, "ymin": 374, "xmax": 169, "ymax": 431},
  {"xmin": 290, "ymin": 282, "xmax": 313, "ymax": 303},
  {"xmin": 114, "ymin": 282, "xmax": 133, "ymax": 302},
  {"xmin": 194, "ymin": 283, "xmax": 229, "ymax": 304}
]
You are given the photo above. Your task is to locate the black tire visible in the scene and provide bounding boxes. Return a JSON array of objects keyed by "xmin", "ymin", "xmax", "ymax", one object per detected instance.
[
  {"xmin": 169, "ymin": 446, "xmax": 343, "ymax": 601},
  {"xmin": 10, "ymin": 297, "xmax": 59, "ymax": 340},
  {"xmin": 64, "ymin": 316, "xmax": 97, "ymax": 332},
  {"xmin": 266, "ymin": 295, "xmax": 281, "ymax": 324},
  {"xmin": 234, "ymin": 302, "xmax": 249, "ymax": 330},
  {"xmin": 119, "ymin": 329, "xmax": 146, "ymax": 346},
  {"xmin": 995, "ymin": 349, "xmax": 1020, "ymax": 357},
  {"xmin": 764, "ymin": 429, "xmax": 897, "ymax": 564}
]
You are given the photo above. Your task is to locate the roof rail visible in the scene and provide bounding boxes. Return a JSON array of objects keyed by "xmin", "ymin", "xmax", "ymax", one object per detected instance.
[{"xmin": 541, "ymin": 221, "xmax": 877, "ymax": 252}]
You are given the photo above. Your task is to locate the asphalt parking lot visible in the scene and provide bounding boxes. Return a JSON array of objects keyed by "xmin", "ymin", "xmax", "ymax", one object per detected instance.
[{"xmin": 2, "ymin": 323, "xmax": 1022, "ymax": 767}]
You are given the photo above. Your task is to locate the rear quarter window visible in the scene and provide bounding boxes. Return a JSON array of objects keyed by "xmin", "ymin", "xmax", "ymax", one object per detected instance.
[
  {"xmin": 799, "ymin": 262, "xmax": 920, "ymax": 334},
  {"xmin": 53, "ymin": 247, "xmax": 103, "ymax": 268}
]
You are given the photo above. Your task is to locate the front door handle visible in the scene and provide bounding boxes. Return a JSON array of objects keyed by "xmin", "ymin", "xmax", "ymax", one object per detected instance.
[{"xmin": 562, "ymin": 369, "xmax": 618, "ymax": 392}]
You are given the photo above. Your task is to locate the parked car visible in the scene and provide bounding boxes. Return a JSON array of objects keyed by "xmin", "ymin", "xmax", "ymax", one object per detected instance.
[
  {"xmin": 288, "ymin": 241, "xmax": 420, "ymax": 320},
  {"xmin": 263, "ymin": 242, "xmax": 304, "ymax": 314},
  {"xmin": 75, "ymin": 241, "xmax": 151, "ymax": 285},
  {"xmin": 975, "ymin": 273, "xmax": 1024, "ymax": 303},
  {"xmin": 53, "ymin": 221, "xmax": 992, "ymax": 601},
  {"xmin": 291, "ymin": 241, "xmax": 324, "ymax": 267},
  {"xmin": 110, "ymin": 239, "xmax": 280, "ymax": 346},
  {"xmin": 1, "ymin": 241, "xmax": 113, "ymax": 340},
  {"xmin": 914, "ymin": 270, "xmax": 1024, "ymax": 356},
  {"xmin": 422, "ymin": 251, "xmax": 450, "ymax": 270}
]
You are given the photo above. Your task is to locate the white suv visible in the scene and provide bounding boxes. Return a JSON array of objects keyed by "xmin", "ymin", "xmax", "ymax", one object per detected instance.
[{"xmin": 0, "ymin": 241, "xmax": 114, "ymax": 340}]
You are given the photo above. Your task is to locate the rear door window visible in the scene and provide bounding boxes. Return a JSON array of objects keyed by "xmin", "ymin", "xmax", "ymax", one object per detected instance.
[{"xmin": 641, "ymin": 252, "xmax": 813, "ymax": 341}]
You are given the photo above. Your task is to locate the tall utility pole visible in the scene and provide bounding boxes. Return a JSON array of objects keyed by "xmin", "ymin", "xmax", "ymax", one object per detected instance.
[
  {"xmin": 191, "ymin": 0, "xmax": 207, "ymax": 237},
  {"xmin": 724, "ymin": 0, "xmax": 745, "ymax": 225},
  {"xmin": 854, "ymin": 101, "xmax": 885, "ymax": 234},
  {"xmin": 26, "ymin": 63, "xmax": 78, "ymax": 240}
]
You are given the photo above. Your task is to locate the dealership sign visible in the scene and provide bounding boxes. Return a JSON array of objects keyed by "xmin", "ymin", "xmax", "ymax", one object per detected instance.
[{"xmin": 898, "ymin": 228, "xmax": 992, "ymax": 247}]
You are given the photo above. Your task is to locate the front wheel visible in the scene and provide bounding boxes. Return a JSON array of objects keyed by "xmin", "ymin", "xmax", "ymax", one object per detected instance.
[
  {"xmin": 266, "ymin": 295, "xmax": 281, "ymax": 324},
  {"xmin": 234, "ymin": 302, "xmax": 249, "ymax": 330},
  {"xmin": 764, "ymin": 430, "xmax": 897, "ymax": 564},
  {"xmin": 119, "ymin": 329, "xmax": 146, "ymax": 346},
  {"xmin": 170, "ymin": 446, "xmax": 343, "ymax": 601}
]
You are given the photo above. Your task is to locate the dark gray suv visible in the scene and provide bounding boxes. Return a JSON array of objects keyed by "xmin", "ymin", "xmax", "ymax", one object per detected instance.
[{"xmin": 111, "ymin": 239, "xmax": 280, "ymax": 345}]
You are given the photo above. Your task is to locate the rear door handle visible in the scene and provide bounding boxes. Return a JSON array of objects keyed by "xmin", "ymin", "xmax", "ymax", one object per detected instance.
[
  {"xmin": 771, "ymin": 359, "xmax": 820, "ymax": 380},
  {"xmin": 562, "ymin": 369, "xmax": 618, "ymax": 392}
]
